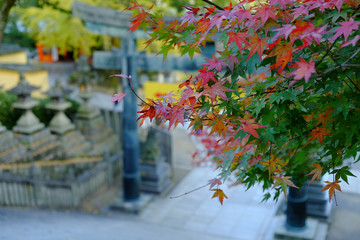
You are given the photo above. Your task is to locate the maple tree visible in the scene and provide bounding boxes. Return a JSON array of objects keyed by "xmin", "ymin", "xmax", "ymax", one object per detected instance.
[{"xmin": 115, "ymin": 0, "xmax": 360, "ymax": 204}]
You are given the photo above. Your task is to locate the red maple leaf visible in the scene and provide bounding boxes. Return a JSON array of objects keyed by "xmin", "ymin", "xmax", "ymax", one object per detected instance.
[
  {"xmin": 208, "ymin": 15, "xmax": 225, "ymax": 30},
  {"xmin": 332, "ymin": 18, "xmax": 360, "ymax": 41},
  {"xmin": 202, "ymin": 81, "xmax": 234, "ymax": 102},
  {"xmin": 167, "ymin": 106, "xmax": 185, "ymax": 130},
  {"xmin": 203, "ymin": 55, "xmax": 227, "ymax": 72},
  {"xmin": 237, "ymin": 118, "xmax": 266, "ymax": 138},
  {"xmin": 196, "ymin": 66, "xmax": 217, "ymax": 86},
  {"xmin": 291, "ymin": 5, "xmax": 309, "ymax": 19},
  {"xmin": 129, "ymin": 11, "xmax": 148, "ymax": 32},
  {"xmin": 208, "ymin": 178, "xmax": 222, "ymax": 189},
  {"xmin": 289, "ymin": 58, "xmax": 316, "ymax": 85},
  {"xmin": 227, "ymin": 31, "xmax": 249, "ymax": 53},
  {"xmin": 225, "ymin": 54, "xmax": 240, "ymax": 72},
  {"xmin": 340, "ymin": 35, "xmax": 360, "ymax": 48},
  {"xmin": 273, "ymin": 24, "xmax": 296, "ymax": 40},
  {"xmin": 137, "ymin": 104, "xmax": 157, "ymax": 127},
  {"xmin": 111, "ymin": 92, "xmax": 130, "ymax": 103},
  {"xmin": 254, "ymin": 4, "xmax": 278, "ymax": 26}
]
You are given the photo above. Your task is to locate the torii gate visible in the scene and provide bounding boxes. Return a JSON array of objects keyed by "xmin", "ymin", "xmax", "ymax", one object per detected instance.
[{"xmin": 72, "ymin": 1, "xmax": 214, "ymax": 209}]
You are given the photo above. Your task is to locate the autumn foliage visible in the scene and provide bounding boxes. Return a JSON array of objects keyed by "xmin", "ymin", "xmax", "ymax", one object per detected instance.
[{"xmin": 121, "ymin": 0, "xmax": 360, "ymax": 203}]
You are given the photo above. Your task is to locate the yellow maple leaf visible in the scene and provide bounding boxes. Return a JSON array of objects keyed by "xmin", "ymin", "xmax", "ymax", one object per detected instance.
[{"xmin": 211, "ymin": 189, "xmax": 228, "ymax": 205}]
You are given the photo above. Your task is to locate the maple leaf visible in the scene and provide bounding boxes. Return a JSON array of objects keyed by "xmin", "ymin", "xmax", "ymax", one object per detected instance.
[
  {"xmin": 222, "ymin": 52, "xmax": 240, "ymax": 72},
  {"xmin": 161, "ymin": 91, "xmax": 178, "ymax": 103},
  {"xmin": 208, "ymin": 15, "xmax": 225, "ymax": 31},
  {"xmin": 332, "ymin": 18, "xmax": 360, "ymax": 42},
  {"xmin": 308, "ymin": 127, "xmax": 332, "ymax": 144},
  {"xmin": 202, "ymin": 81, "xmax": 234, "ymax": 102},
  {"xmin": 340, "ymin": 35, "xmax": 360, "ymax": 48},
  {"xmin": 254, "ymin": 4, "xmax": 278, "ymax": 26},
  {"xmin": 227, "ymin": 31, "xmax": 249, "ymax": 53},
  {"xmin": 129, "ymin": 11, "xmax": 148, "ymax": 32},
  {"xmin": 261, "ymin": 156, "xmax": 287, "ymax": 179},
  {"xmin": 267, "ymin": 42, "xmax": 293, "ymax": 72},
  {"xmin": 208, "ymin": 178, "xmax": 222, "ymax": 189},
  {"xmin": 332, "ymin": 0, "xmax": 345, "ymax": 12},
  {"xmin": 193, "ymin": 18, "xmax": 210, "ymax": 34},
  {"xmin": 246, "ymin": 34, "xmax": 268, "ymax": 61},
  {"xmin": 196, "ymin": 66, "xmax": 217, "ymax": 86},
  {"xmin": 289, "ymin": 58, "xmax": 316, "ymax": 85},
  {"xmin": 203, "ymin": 55, "xmax": 227, "ymax": 72},
  {"xmin": 137, "ymin": 104, "xmax": 157, "ymax": 127},
  {"xmin": 273, "ymin": 24, "xmax": 296, "ymax": 40},
  {"xmin": 167, "ymin": 106, "xmax": 185, "ymax": 130},
  {"xmin": 307, "ymin": 163, "xmax": 323, "ymax": 184},
  {"xmin": 315, "ymin": 108, "xmax": 333, "ymax": 126},
  {"xmin": 273, "ymin": 176, "xmax": 298, "ymax": 200},
  {"xmin": 291, "ymin": 5, "xmax": 309, "ymax": 19},
  {"xmin": 302, "ymin": 114, "xmax": 314, "ymax": 123},
  {"xmin": 210, "ymin": 117, "xmax": 228, "ymax": 137},
  {"xmin": 237, "ymin": 117, "xmax": 266, "ymax": 139},
  {"xmin": 211, "ymin": 188, "xmax": 228, "ymax": 205},
  {"xmin": 321, "ymin": 180, "xmax": 342, "ymax": 202},
  {"xmin": 110, "ymin": 74, "xmax": 132, "ymax": 79},
  {"xmin": 111, "ymin": 92, "xmax": 130, "ymax": 103}
]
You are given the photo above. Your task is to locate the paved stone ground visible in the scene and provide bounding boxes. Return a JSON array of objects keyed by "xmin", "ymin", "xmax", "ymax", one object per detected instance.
[{"xmin": 1, "ymin": 126, "xmax": 360, "ymax": 240}]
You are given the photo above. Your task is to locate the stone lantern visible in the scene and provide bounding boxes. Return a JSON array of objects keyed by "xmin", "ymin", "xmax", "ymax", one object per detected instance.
[
  {"xmin": 45, "ymin": 82, "xmax": 90, "ymax": 158},
  {"xmin": 8, "ymin": 72, "xmax": 58, "ymax": 161}
]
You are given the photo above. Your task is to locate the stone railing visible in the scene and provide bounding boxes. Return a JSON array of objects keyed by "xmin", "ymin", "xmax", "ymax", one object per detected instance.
[{"xmin": 0, "ymin": 152, "xmax": 121, "ymax": 208}]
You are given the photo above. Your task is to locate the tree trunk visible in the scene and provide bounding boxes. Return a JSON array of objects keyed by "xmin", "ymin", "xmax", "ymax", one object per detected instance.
[{"xmin": 0, "ymin": 0, "xmax": 17, "ymax": 46}]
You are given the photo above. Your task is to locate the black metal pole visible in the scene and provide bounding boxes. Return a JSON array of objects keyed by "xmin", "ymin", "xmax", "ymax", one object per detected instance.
[{"xmin": 121, "ymin": 38, "xmax": 140, "ymax": 201}]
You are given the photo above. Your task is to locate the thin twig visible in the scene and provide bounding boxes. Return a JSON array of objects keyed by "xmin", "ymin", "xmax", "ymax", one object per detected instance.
[
  {"xmin": 201, "ymin": 0, "xmax": 224, "ymax": 10},
  {"xmin": 323, "ymin": 48, "xmax": 360, "ymax": 75},
  {"xmin": 347, "ymin": 76, "xmax": 360, "ymax": 92},
  {"xmin": 126, "ymin": 79, "xmax": 149, "ymax": 105},
  {"xmin": 170, "ymin": 183, "xmax": 210, "ymax": 199}
]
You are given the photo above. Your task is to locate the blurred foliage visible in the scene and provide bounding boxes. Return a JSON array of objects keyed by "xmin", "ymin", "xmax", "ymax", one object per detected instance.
[
  {"xmin": 15, "ymin": 1, "xmax": 98, "ymax": 58},
  {"xmin": 10, "ymin": 0, "xmax": 237, "ymax": 58},
  {"xmin": 2, "ymin": 13, "xmax": 36, "ymax": 49},
  {"xmin": 0, "ymin": 91, "xmax": 20, "ymax": 129}
]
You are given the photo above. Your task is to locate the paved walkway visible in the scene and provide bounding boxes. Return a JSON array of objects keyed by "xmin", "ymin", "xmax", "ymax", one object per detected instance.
[
  {"xmin": 0, "ymin": 166, "xmax": 279, "ymax": 240},
  {"xmin": 1, "ymin": 127, "xmax": 360, "ymax": 240}
]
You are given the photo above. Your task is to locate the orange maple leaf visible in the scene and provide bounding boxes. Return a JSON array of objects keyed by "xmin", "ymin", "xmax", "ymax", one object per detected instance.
[
  {"xmin": 308, "ymin": 127, "xmax": 331, "ymax": 144},
  {"xmin": 210, "ymin": 118, "xmax": 227, "ymax": 137},
  {"xmin": 246, "ymin": 34, "xmax": 268, "ymax": 61},
  {"xmin": 211, "ymin": 188, "xmax": 228, "ymax": 205},
  {"xmin": 321, "ymin": 180, "xmax": 342, "ymax": 202},
  {"xmin": 315, "ymin": 108, "xmax": 333, "ymax": 127},
  {"xmin": 302, "ymin": 114, "xmax": 314, "ymax": 123},
  {"xmin": 267, "ymin": 42, "xmax": 293, "ymax": 72},
  {"xmin": 307, "ymin": 163, "xmax": 323, "ymax": 184}
]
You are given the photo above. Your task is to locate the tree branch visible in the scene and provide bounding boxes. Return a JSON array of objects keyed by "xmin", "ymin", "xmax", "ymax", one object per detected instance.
[{"xmin": 201, "ymin": 0, "xmax": 224, "ymax": 10}]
